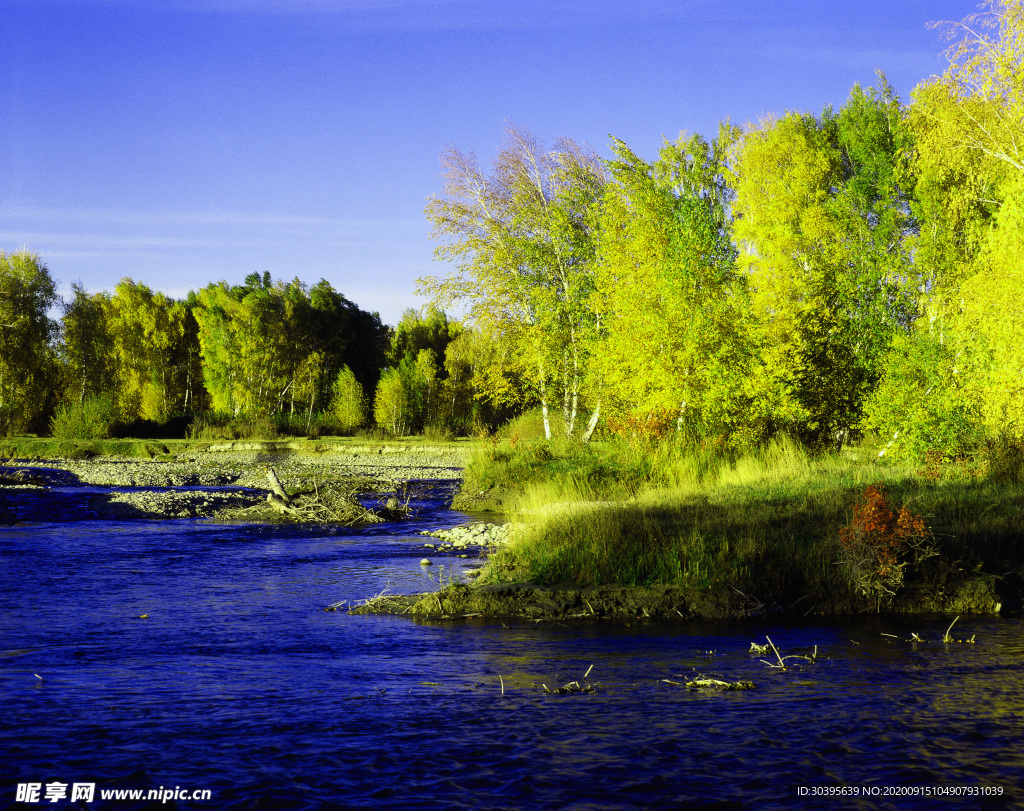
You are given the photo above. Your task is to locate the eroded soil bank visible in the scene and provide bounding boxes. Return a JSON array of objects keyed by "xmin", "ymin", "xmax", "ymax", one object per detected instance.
[{"xmin": 351, "ymin": 574, "xmax": 1023, "ymax": 622}]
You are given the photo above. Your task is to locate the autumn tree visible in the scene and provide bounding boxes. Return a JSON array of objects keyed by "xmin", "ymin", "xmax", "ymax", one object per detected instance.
[
  {"xmin": 421, "ymin": 123, "xmax": 606, "ymax": 440},
  {"xmin": 869, "ymin": 1, "xmax": 1024, "ymax": 456}
]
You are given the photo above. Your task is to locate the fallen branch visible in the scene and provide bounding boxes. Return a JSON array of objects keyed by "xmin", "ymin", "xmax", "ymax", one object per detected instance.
[
  {"xmin": 541, "ymin": 664, "xmax": 598, "ymax": 695},
  {"xmin": 266, "ymin": 468, "xmax": 291, "ymax": 504},
  {"xmin": 755, "ymin": 636, "xmax": 819, "ymax": 669},
  {"xmin": 662, "ymin": 676, "xmax": 756, "ymax": 691}
]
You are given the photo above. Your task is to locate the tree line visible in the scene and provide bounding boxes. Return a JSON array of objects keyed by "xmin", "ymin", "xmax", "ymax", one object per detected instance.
[
  {"xmin": 421, "ymin": 0, "xmax": 1024, "ymax": 459},
  {"xmin": 0, "ymin": 259, "xmax": 509, "ymax": 438},
  {"xmin": 3, "ymin": 1, "xmax": 1020, "ymax": 456}
]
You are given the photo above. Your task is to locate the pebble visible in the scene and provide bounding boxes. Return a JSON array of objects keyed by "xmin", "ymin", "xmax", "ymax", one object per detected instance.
[
  {"xmin": 3, "ymin": 449, "xmax": 466, "ymax": 521},
  {"xmin": 420, "ymin": 522, "xmax": 512, "ymax": 549},
  {"xmin": 14, "ymin": 448, "xmax": 464, "ymax": 490}
]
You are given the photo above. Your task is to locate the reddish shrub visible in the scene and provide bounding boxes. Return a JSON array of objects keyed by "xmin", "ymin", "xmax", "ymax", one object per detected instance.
[{"xmin": 838, "ymin": 485, "xmax": 934, "ymax": 602}]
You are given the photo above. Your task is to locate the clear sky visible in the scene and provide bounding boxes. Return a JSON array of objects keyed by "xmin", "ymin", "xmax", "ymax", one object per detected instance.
[{"xmin": 1, "ymin": 0, "xmax": 974, "ymax": 326}]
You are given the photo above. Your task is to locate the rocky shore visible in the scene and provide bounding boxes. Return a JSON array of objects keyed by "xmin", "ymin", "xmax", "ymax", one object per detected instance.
[
  {"xmin": 21, "ymin": 444, "xmax": 464, "ymax": 487},
  {"xmin": 0, "ymin": 444, "xmax": 466, "ymax": 522}
]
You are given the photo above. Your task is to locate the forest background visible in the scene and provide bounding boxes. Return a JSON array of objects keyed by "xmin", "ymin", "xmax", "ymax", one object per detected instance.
[{"xmin": 2, "ymin": 0, "xmax": 1021, "ymax": 469}]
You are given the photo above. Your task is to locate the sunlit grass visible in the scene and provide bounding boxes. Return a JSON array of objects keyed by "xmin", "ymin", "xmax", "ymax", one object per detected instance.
[{"xmin": 473, "ymin": 435, "xmax": 1024, "ymax": 605}]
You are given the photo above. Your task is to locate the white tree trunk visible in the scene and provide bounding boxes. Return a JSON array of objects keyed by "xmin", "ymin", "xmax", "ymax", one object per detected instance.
[
  {"xmin": 582, "ymin": 399, "xmax": 601, "ymax": 444},
  {"xmin": 538, "ymin": 359, "xmax": 551, "ymax": 440}
]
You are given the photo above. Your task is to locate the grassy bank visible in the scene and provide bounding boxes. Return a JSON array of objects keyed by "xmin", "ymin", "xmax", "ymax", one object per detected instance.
[{"xmin": 468, "ymin": 436, "xmax": 1024, "ymax": 612}]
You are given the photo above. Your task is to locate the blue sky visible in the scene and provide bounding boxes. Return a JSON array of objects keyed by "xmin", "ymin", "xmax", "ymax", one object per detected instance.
[{"xmin": 1, "ymin": 0, "xmax": 973, "ymax": 325}]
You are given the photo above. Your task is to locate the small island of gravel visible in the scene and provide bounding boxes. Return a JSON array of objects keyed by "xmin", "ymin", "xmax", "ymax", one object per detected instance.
[{"xmin": 0, "ymin": 438, "xmax": 469, "ymax": 523}]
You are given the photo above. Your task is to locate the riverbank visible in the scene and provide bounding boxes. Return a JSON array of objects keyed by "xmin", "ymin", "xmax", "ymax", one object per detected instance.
[
  {"xmin": 351, "ymin": 574, "xmax": 1021, "ymax": 621},
  {"xmin": 363, "ymin": 435, "xmax": 1024, "ymax": 620},
  {"xmin": 5, "ymin": 434, "xmax": 1023, "ymax": 618}
]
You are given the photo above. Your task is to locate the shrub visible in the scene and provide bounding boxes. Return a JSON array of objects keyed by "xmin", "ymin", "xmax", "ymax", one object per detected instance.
[
  {"xmin": 424, "ymin": 422, "xmax": 456, "ymax": 442},
  {"xmin": 837, "ymin": 485, "xmax": 937, "ymax": 605},
  {"xmin": 186, "ymin": 413, "xmax": 279, "ymax": 440},
  {"xmin": 605, "ymin": 408, "xmax": 676, "ymax": 445},
  {"xmin": 49, "ymin": 396, "xmax": 117, "ymax": 440},
  {"xmin": 980, "ymin": 432, "xmax": 1024, "ymax": 483},
  {"xmin": 495, "ymin": 408, "xmax": 566, "ymax": 442},
  {"xmin": 864, "ymin": 330, "xmax": 982, "ymax": 462}
]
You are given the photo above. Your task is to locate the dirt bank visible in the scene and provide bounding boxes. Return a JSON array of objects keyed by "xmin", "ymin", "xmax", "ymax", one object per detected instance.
[{"xmin": 350, "ymin": 573, "xmax": 1023, "ymax": 621}]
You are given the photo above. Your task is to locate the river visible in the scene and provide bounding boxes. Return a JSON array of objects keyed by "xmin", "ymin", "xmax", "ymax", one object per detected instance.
[{"xmin": 1, "ymin": 479, "xmax": 1022, "ymax": 809}]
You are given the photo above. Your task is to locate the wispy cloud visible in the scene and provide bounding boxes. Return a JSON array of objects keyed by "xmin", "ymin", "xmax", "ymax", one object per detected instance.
[
  {"xmin": 0, "ymin": 207, "xmax": 426, "ymax": 263},
  {"xmin": 31, "ymin": 0, "xmax": 708, "ymax": 29},
  {"xmin": 0, "ymin": 205, "xmax": 421, "ymax": 231}
]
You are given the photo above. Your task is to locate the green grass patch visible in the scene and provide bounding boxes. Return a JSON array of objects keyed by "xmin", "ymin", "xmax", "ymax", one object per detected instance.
[{"xmin": 472, "ymin": 436, "xmax": 1024, "ymax": 608}]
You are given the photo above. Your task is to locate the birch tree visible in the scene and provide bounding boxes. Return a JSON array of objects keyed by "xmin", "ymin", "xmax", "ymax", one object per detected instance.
[
  {"xmin": 593, "ymin": 130, "xmax": 753, "ymax": 443},
  {"xmin": 421, "ymin": 123, "xmax": 606, "ymax": 440},
  {"xmin": 882, "ymin": 0, "xmax": 1024, "ymax": 447}
]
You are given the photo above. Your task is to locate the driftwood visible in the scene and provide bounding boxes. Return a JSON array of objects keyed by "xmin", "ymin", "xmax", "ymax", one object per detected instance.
[
  {"xmin": 880, "ymin": 616, "xmax": 976, "ymax": 644},
  {"xmin": 660, "ymin": 676, "xmax": 756, "ymax": 691},
  {"xmin": 267, "ymin": 468, "xmax": 291, "ymax": 504},
  {"xmin": 752, "ymin": 636, "xmax": 818, "ymax": 670},
  {"xmin": 262, "ymin": 467, "xmax": 384, "ymax": 525},
  {"xmin": 541, "ymin": 665, "xmax": 597, "ymax": 695},
  {"xmin": 0, "ymin": 469, "xmax": 48, "ymax": 487}
]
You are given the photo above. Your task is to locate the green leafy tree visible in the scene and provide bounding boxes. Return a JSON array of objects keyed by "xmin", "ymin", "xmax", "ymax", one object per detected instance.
[
  {"xmin": 106, "ymin": 279, "xmax": 182, "ymax": 422},
  {"xmin": 0, "ymin": 250, "xmax": 58, "ymax": 434},
  {"xmin": 439, "ymin": 324, "xmax": 516, "ymax": 433},
  {"xmin": 193, "ymin": 274, "xmax": 385, "ymax": 427},
  {"xmin": 864, "ymin": 327, "xmax": 982, "ymax": 461},
  {"xmin": 903, "ymin": 1, "xmax": 1024, "ymax": 445},
  {"xmin": 421, "ymin": 123, "xmax": 606, "ymax": 440},
  {"xmin": 331, "ymin": 364, "xmax": 366, "ymax": 433},
  {"xmin": 729, "ymin": 78, "xmax": 920, "ymax": 447},
  {"xmin": 593, "ymin": 129, "xmax": 754, "ymax": 443},
  {"xmin": 59, "ymin": 283, "xmax": 115, "ymax": 407},
  {"xmin": 373, "ymin": 367, "xmax": 411, "ymax": 435},
  {"xmin": 193, "ymin": 275, "xmax": 294, "ymax": 417}
]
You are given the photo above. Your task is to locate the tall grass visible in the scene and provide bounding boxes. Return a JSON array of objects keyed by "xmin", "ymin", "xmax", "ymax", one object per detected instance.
[{"xmin": 471, "ymin": 433, "xmax": 1024, "ymax": 606}]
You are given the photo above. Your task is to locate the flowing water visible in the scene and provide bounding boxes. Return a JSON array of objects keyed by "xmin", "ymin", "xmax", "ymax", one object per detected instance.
[{"xmin": 1, "ymin": 479, "xmax": 1023, "ymax": 810}]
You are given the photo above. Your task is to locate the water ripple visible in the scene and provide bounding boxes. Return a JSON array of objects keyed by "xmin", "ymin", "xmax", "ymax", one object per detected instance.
[{"xmin": 2, "ymin": 490, "xmax": 1022, "ymax": 809}]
